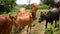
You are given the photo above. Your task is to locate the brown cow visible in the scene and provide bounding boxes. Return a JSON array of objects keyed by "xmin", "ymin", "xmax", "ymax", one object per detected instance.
[
  {"xmin": 55, "ymin": 0, "xmax": 60, "ymax": 16},
  {"xmin": 30, "ymin": 3, "xmax": 38, "ymax": 20},
  {"xmin": 55, "ymin": 0, "xmax": 60, "ymax": 8},
  {"xmin": 0, "ymin": 14, "xmax": 14, "ymax": 34},
  {"xmin": 15, "ymin": 7, "xmax": 32, "ymax": 34}
]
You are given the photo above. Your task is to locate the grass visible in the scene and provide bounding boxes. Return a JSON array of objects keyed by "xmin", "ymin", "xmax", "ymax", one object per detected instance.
[
  {"xmin": 9, "ymin": 9, "xmax": 47, "ymax": 34},
  {"xmin": 9, "ymin": 9, "xmax": 60, "ymax": 34},
  {"xmin": 5, "ymin": 6, "xmax": 60, "ymax": 34}
]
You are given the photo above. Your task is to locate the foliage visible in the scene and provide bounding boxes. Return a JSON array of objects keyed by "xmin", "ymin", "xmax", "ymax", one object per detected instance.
[
  {"xmin": 1, "ymin": 5, "xmax": 60, "ymax": 34},
  {"xmin": 24, "ymin": 4, "xmax": 30, "ymax": 9},
  {"xmin": 42, "ymin": 0, "xmax": 55, "ymax": 7},
  {"xmin": 46, "ymin": 25, "xmax": 57, "ymax": 34},
  {"xmin": 38, "ymin": 4, "xmax": 52, "ymax": 9},
  {"xmin": 23, "ymin": 4, "xmax": 52, "ymax": 9},
  {"xmin": 8, "ymin": 6, "xmax": 20, "ymax": 16},
  {"xmin": 0, "ymin": 0, "xmax": 16, "ymax": 14}
]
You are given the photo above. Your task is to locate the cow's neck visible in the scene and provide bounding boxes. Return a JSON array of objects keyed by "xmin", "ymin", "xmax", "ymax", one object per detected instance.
[{"xmin": 44, "ymin": 14, "xmax": 49, "ymax": 20}]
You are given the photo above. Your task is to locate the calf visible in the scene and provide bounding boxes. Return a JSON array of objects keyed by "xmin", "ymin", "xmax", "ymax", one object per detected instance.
[
  {"xmin": 0, "ymin": 14, "xmax": 14, "ymax": 34},
  {"xmin": 55, "ymin": 0, "xmax": 60, "ymax": 8},
  {"xmin": 15, "ymin": 7, "xmax": 32, "ymax": 34},
  {"xmin": 55, "ymin": 0, "xmax": 60, "ymax": 16},
  {"xmin": 39, "ymin": 8, "xmax": 59, "ymax": 28},
  {"xmin": 30, "ymin": 3, "xmax": 38, "ymax": 20}
]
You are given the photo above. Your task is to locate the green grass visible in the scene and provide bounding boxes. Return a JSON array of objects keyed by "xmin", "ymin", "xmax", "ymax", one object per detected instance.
[
  {"xmin": 9, "ymin": 9, "xmax": 60, "ymax": 34},
  {"xmin": 0, "ymin": 5, "xmax": 60, "ymax": 34},
  {"xmin": 5, "ymin": 6, "xmax": 60, "ymax": 34}
]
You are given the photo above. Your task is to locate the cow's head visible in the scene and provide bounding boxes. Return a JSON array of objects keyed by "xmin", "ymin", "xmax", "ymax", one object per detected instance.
[
  {"xmin": 17, "ymin": 7, "xmax": 26, "ymax": 14},
  {"xmin": 39, "ymin": 12, "xmax": 47, "ymax": 23},
  {"xmin": 31, "ymin": 3, "xmax": 38, "ymax": 11}
]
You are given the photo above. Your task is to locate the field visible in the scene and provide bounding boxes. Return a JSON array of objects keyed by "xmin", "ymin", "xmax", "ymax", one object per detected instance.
[
  {"xmin": 0, "ymin": 0, "xmax": 60, "ymax": 34},
  {"xmin": 7, "ymin": 6, "xmax": 60, "ymax": 34}
]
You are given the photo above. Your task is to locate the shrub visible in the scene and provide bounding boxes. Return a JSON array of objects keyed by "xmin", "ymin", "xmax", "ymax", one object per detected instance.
[
  {"xmin": 20, "ymin": 4, "xmax": 52, "ymax": 9},
  {"xmin": 24, "ymin": 5, "xmax": 30, "ymax": 9},
  {"xmin": 46, "ymin": 25, "xmax": 57, "ymax": 34},
  {"xmin": 38, "ymin": 4, "xmax": 52, "ymax": 9}
]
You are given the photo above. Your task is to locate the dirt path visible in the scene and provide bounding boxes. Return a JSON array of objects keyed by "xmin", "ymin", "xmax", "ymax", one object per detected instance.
[{"xmin": 19, "ymin": 10, "xmax": 46, "ymax": 34}]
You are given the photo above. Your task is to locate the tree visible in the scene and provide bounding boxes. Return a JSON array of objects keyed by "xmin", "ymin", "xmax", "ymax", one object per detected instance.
[
  {"xmin": 27, "ymin": 0, "xmax": 31, "ymax": 9},
  {"xmin": 0, "ymin": 0, "xmax": 16, "ymax": 14},
  {"xmin": 41, "ymin": 0, "xmax": 55, "ymax": 7}
]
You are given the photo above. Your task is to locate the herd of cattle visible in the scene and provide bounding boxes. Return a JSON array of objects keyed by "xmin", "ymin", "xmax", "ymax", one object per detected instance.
[{"xmin": 0, "ymin": 1, "xmax": 60, "ymax": 34}]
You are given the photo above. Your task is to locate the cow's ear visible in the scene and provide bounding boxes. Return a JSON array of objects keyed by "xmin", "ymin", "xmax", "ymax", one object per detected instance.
[
  {"xmin": 45, "ymin": 12, "xmax": 46, "ymax": 14},
  {"xmin": 41, "ymin": 12, "xmax": 43, "ymax": 14}
]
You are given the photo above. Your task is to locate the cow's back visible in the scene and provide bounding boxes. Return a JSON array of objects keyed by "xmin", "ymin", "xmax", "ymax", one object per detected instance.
[
  {"xmin": 16, "ymin": 12, "xmax": 32, "ymax": 27},
  {"xmin": 0, "ymin": 15, "xmax": 13, "ymax": 34},
  {"xmin": 47, "ymin": 8, "xmax": 59, "ymax": 21}
]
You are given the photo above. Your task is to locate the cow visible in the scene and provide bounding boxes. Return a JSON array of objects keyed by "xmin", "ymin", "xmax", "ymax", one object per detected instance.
[
  {"xmin": 30, "ymin": 3, "xmax": 38, "ymax": 20},
  {"xmin": 0, "ymin": 14, "xmax": 15, "ymax": 34},
  {"xmin": 55, "ymin": 0, "xmax": 60, "ymax": 8},
  {"xmin": 38, "ymin": 8, "xmax": 59, "ymax": 29},
  {"xmin": 15, "ymin": 7, "xmax": 32, "ymax": 34},
  {"xmin": 55, "ymin": 0, "xmax": 60, "ymax": 16}
]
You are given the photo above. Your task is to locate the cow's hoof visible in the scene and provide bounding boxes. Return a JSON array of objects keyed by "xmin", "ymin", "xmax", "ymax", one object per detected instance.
[
  {"xmin": 29, "ymin": 33, "xmax": 31, "ymax": 34},
  {"xmin": 44, "ymin": 32, "xmax": 47, "ymax": 34},
  {"xmin": 33, "ymin": 24, "xmax": 35, "ymax": 27}
]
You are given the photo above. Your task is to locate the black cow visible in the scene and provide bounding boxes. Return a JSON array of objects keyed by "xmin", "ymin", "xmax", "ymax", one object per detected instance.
[{"xmin": 39, "ymin": 8, "xmax": 59, "ymax": 28}]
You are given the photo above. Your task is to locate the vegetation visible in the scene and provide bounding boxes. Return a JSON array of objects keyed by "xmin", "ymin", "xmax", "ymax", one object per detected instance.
[
  {"xmin": 24, "ymin": 4, "xmax": 30, "ymax": 9},
  {"xmin": 38, "ymin": 4, "xmax": 52, "ymax": 9},
  {"xmin": 0, "ymin": 0, "xmax": 60, "ymax": 34},
  {"xmin": 20, "ymin": 4, "xmax": 52, "ymax": 10},
  {"xmin": 0, "ymin": 0, "xmax": 16, "ymax": 14},
  {"xmin": 8, "ymin": 6, "xmax": 60, "ymax": 34},
  {"xmin": 46, "ymin": 25, "xmax": 57, "ymax": 34},
  {"xmin": 41, "ymin": 0, "xmax": 55, "ymax": 7}
]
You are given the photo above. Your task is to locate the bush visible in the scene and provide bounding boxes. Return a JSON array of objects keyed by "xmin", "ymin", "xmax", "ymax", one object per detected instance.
[
  {"xmin": 43, "ymin": 0, "xmax": 55, "ymax": 7},
  {"xmin": 38, "ymin": 4, "xmax": 52, "ymax": 9},
  {"xmin": 24, "ymin": 5, "xmax": 30, "ymax": 9},
  {"xmin": 46, "ymin": 25, "xmax": 57, "ymax": 34},
  {"xmin": 20, "ymin": 4, "xmax": 52, "ymax": 9}
]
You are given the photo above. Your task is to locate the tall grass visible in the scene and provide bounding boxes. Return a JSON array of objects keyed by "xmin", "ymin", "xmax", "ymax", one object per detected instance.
[
  {"xmin": 46, "ymin": 25, "xmax": 57, "ymax": 34},
  {"xmin": 46, "ymin": 21, "xmax": 60, "ymax": 34}
]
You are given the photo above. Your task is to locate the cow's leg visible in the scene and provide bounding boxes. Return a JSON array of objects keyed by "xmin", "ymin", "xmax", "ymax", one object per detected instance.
[
  {"xmin": 34, "ymin": 12, "xmax": 37, "ymax": 20},
  {"xmin": 51, "ymin": 22, "xmax": 53, "ymax": 26},
  {"xmin": 27, "ymin": 24, "xmax": 31, "ymax": 34},
  {"xmin": 32, "ymin": 12, "xmax": 36, "ymax": 20},
  {"xmin": 15, "ymin": 25, "xmax": 21, "ymax": 34},
  {"xmin": 33, "ymin": 13, "xmax": 35, "ymax": 20},
  {"xmin": 15, "ymin": 26, "xmax": 20, "ymax": 32},
  {"xmin": 29, "ymin": 24, "xmax": 31, "ymax": 34},
  {"xmin": 45, "ymin": 21, "xmax": 48, "ymax": 29},
  {"xmin": 55, "ymin": 20, "xmax": 57, "ymax": 28},
  {"xmin": 31, "ymin": 12, "xmax": 34, "ymax": 20},
  {"xmin": 27, "ymin": 25, "xmax": 29, "ymax": 34}
]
